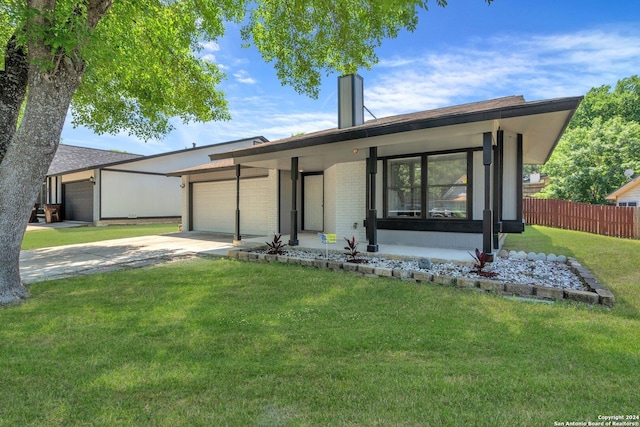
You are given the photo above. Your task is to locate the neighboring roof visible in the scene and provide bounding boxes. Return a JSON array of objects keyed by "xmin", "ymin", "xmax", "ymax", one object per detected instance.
[
  {"xmin": 606, "ymin": 176, "xmax": 640, "ymax": 200},
  {"xmin": 47, "ymin": 144, "xmax": 142, "ymax": 175},
  {"xmin": 168, "ymin": 158, "xmax": 236, "ymax": 176},
  {"xmin": 48, "ymin": 136, "xmax": 269, "ymax": 176},
  {"xmin": 207, "ymin": 95, "xmax": 582, "ymax": 165}
]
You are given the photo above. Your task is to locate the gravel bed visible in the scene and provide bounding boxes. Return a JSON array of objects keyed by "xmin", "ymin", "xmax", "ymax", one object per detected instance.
[{"xmin": 254, "ymin": 249, "xmax": 588, "ymax": 291}]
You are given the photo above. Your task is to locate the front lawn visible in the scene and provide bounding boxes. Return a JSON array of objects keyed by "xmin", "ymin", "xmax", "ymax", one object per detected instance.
[
  {"xmin": 21, "ymin": 223, "xmax": 179, "ymax": 250},
  {"xmin": 2, "ymin": 225, "xmax": 639, "ymax": 425},
  {"xmin": 504, "ymin": 225, "xmax": 640, "ymax": 318}
]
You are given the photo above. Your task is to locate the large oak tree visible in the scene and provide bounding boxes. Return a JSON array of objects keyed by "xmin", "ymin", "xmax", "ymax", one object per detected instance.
[{"xmin": 0, "ymin": 0, "xmax": 490, "ymax": 305}]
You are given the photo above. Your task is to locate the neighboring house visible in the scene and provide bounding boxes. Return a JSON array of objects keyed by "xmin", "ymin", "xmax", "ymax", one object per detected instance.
[
  {"xmin": 170, "ymin": 74, "xmax": 581, "ymax": 255},
  {"xmin": 523, "ymin": 172, "xmax": 551, "ymax": 198},
  {"xmin": 46, "ymin": 137, "xmax": 267, "ymax": 223},
  {"xmin": 606, "ymin": 176, "xmax": 640, "ymax": 207}
]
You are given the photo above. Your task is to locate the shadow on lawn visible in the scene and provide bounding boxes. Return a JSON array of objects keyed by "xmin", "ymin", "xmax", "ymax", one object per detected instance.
[{"xmin": 503, "ymin": 225, "xmax": 575, "ymax": 258}]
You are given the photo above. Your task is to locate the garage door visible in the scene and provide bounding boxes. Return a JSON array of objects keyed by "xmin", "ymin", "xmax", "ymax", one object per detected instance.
[
  {"xmin": 191, "ymin": 178, "xmax": 269, "ymax": 235},
  {"xmin": 63, "ymin": 180, "xmax": 94, "ymax": 222}
]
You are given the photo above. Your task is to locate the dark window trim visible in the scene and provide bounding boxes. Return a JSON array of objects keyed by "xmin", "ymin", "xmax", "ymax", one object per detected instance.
[
  {"xmin": 377, "ymin": 218, "xmax": 483, "ymax": 233},
  {"xmin": 502, "ymin": 220, "xmax": 525, "ymax": 233},
  {"xmin": 382, "ymin": 147, "xmax": 475, "ymax": 222}
]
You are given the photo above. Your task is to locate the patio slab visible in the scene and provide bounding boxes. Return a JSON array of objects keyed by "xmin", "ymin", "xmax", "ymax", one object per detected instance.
[{"xmin": 240, "ymin": 232, "xmax": 474, "ymax": 263}]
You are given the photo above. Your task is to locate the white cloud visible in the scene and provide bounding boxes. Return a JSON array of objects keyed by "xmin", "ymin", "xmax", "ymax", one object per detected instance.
[
  {"xmin": 63, "ymin": 25, "xmax": 640, "ymax": 155},
  {"xmin": 200, "ymin": 53, "xmax": 217, "ymax": 63},
  {"xmin": 233, "ymin": 70, "xmax": 256, "ymax": 84},
  {"xmin": 363, "ymin": 27, "xmax": 640, "ymax": 118},
  {"xmin": 199, "ymin": 41, "xmax": 220, "ymax": 52}
]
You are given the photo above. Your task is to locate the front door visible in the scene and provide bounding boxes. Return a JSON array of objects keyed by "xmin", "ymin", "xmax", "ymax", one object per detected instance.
[{"xmin": 303, "ymin": 174, "xmax": 323, "ymax": 231}]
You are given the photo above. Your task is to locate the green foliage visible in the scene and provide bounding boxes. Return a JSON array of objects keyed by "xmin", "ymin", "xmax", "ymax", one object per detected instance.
[
  {"xmin": 569, "ymin": 75, "xmax": 640, "ymax": 129},
  {"xmin": 71, "ymin": 1, "xmax": 236, "ymax": 140},
  {"xmin": 243, "ymin": 1, "xmax": 442, "ymax": 98},
  {"xmin": 542, "ymin": 76, "xmax": 640, "ymax": 204},
  {"xmin": 21, "ymin": 224, "xmax": 178, "ymax": 250},
  {"xmin": 2, "ymin": 0, "xmax": 492, "ymax": 141},
  {"xmin": 542, "ymin": 117, "xmax": 640, "ymax": 204}
]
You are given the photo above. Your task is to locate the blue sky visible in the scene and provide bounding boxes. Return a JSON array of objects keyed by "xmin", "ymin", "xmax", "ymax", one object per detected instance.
[{"xmin": 61, "ymin": 0, "xmax": 640, "ymax": 156}]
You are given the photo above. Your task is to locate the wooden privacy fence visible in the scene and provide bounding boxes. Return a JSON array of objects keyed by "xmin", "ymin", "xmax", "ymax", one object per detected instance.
[{"xmin": 523, "ymin": 198, "xmax": 640, "ymax": 239}]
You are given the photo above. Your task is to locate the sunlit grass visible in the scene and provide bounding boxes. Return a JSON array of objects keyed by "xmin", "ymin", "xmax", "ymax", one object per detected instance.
[
  {"xmin": 2, "ymin": 253, "xmax": 638, "ymax": 426},
  {"xmin": 504, "ymin": 225, "xmax": 640, "ymax": 317},
  {"xmin": 21, "ymin": 223, "xmax": 179, "ymax": 250}
]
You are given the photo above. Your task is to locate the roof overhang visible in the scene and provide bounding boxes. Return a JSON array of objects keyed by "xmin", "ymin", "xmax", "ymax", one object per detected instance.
[
  {"xmin": 199, "ymin": 96, "xmax": 581, "ymax": 173},
  {"xmin": 606, "ymin": 175, "xmax": 640, "ymax": 200}
]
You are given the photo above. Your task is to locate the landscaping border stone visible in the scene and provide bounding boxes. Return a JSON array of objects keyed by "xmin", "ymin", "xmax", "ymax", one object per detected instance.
[{"xmin": 226, "ymin": 248, "xmax": 614, "ymax": 307}]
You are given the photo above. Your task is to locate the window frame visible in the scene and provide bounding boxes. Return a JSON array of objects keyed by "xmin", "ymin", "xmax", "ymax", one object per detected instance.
[{"xmin": 382, "ymin": 148, "xmax": 475, "ymax": 221}]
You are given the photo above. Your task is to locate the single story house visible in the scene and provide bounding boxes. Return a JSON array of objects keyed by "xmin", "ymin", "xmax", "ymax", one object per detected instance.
[
  {"xmin": 46, "ymin": 137, "xmax": 267, "ymax": 224},
  {"xmin": 606, "ymin": 175, "xmax": 640, "ymax": 207},
  {"xmin": 170, "ymin": 75, "xmax": 582, "ymax": 256}
]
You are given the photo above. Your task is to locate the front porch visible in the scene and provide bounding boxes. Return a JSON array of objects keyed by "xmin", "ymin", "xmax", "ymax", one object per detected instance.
[{"xmin": 240, "ymin": 232, "xmax": 475, "ymax": 263}]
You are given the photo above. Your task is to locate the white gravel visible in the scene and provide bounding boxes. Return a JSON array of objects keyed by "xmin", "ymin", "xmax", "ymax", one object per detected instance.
[{"xmin": 256, "ymin": 249, "xmax": 588, "ymax": 291}]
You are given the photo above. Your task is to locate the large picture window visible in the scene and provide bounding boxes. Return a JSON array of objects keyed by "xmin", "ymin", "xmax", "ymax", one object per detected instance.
[
  {"xmin": 427, "ymin": 152, "xmax": 467, "ymax": 218},
  {"xmin": 385, "ymin": 151, "xmax": 468, "ymax": 220},
  {"xmin": 386, "ymin": 157, "xmax": 421, "ymax": 218}
]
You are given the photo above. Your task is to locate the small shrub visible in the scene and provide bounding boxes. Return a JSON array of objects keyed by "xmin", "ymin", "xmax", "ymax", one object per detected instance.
[
  {"xmin": 344, "ymin": 236, "xmax": 367, "ymax": 263},
  {"xmin": 468, "ymin": 248, "xmax": 498, "ymax": 278},
  {"xmin": 266, "ymin": 234, "xmax": 286, "ymax": 255}
]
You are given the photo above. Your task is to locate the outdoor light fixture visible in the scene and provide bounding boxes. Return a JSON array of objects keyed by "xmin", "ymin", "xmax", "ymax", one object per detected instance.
[
  {"xmin": 89, "ymin": 176, "xmax": 95, "ymax": 185},
  {"xmin": 180, "ymin": 183, "xmax": 185, "ymax": 188},
  {"xmin": 353, "ymin": 148, "xmax": 359, "ymax": 154}
]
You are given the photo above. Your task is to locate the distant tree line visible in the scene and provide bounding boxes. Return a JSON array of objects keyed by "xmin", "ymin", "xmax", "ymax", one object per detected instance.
[{"xmin": 540, "ymin": 75, "xmax": 640, "ymax": 205}]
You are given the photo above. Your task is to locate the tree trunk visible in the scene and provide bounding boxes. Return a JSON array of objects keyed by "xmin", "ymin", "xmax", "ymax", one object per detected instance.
[
  {"xmin": 0, "ymin": 36, "xmax": 29, "ymax": 165},
  {"xmin": 0, "ymin": 1, "xmax": 112, "ymax": 305},
  {"xmin": 0, "ymin": 60, "xmax": 83, "ymax": 305}
]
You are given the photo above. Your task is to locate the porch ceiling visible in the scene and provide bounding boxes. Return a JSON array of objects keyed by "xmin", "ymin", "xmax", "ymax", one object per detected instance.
[{"xmin": 228, "ymin": 108, "xmax": 576, "ymax": 172}]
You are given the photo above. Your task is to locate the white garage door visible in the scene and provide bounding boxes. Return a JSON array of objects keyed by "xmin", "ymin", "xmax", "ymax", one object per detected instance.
[{"xmin": 191, "ymin": 178, "xmax": 269, "ymax": 235}]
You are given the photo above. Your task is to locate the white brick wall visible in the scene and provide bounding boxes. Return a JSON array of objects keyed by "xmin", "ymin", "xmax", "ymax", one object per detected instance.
[
  {"xmin": 333, "ymin": 161, "xmax": 367, "ymax": 242},
  {"xmin": 266, "ymin": 169, "xmax": 280, "ymax": 235},
  {"xmin": 324, "ymin": 165, "xmax": 337, "ymax": 233}
]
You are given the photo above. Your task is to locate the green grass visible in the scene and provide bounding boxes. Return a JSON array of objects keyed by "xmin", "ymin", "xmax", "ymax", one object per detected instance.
[
  {"xmin": 21, "ymin": 224, "xmax": 179, "ymax": 250},
  {"xmin": 504, "ymin": 225, "xmax": 640, "ymax": 318},
  {"xmin": 2, "ymin": 225, "xmax": 639, "ymax": 425}
]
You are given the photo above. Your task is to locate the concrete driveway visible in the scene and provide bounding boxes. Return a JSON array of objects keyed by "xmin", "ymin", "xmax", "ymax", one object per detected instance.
[{"xmin": 19, "ymin": 232, "xmax": 238, "ymax": 284}]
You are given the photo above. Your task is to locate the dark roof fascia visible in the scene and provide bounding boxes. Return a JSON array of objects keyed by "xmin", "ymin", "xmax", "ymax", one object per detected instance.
[
  {"xmin": 48, "ymin": 136, "xmax": 269, "ymax": 177},
  {"xmin": 93, "ymin": 135, "xmax": 269, "ymax": 168},
  {"xmin": 208, "ymin": 96, "xmax": 583, "ymax": 162}
]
